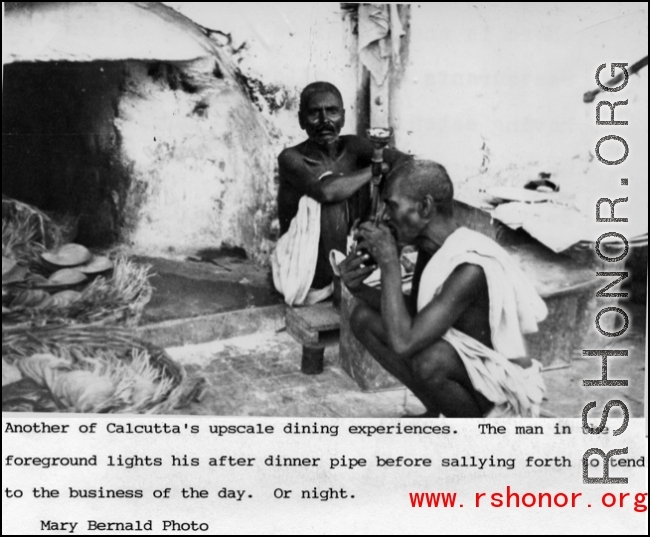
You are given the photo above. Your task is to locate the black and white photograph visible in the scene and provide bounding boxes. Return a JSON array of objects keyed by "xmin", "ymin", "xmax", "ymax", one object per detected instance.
[
  {"xmin": 3, "ymin": 1, "xmax": 647, "ymax": 419},
  {"xmin": 2, "ymin": 2, "xmax": 648, "ymax": 534}
]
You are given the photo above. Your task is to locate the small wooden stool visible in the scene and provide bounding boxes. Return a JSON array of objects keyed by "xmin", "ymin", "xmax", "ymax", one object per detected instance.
[{"xmin": 285, "ymin": 302, "xmax": 340, "ymax": 375}]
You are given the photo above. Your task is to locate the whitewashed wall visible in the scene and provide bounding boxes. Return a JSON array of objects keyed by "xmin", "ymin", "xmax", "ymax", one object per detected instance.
[
  {"xmin": 393, "ymin": 3, "xmax": 648, "ymax": 232},
  {"xmin": 115, "ymin": 60, "xmax": 280, "ymax": 261},
  {"xmin": 163, "ymin": 2, "xmax": 359, "ymax": 138}
]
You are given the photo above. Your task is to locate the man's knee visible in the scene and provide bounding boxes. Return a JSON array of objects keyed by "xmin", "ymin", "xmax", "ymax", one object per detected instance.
[
  {"xmin": 350, "ymin": 303, "xmax": 376, "ymax": 339},
  {"xmin": 411, "ymin": 342, "xmax": 456, "ymax": 385}
]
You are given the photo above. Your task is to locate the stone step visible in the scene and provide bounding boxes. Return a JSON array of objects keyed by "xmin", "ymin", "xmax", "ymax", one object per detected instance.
[{"xmin": 137, "ymin": 304, "xmax": 285, "ymax": 348}]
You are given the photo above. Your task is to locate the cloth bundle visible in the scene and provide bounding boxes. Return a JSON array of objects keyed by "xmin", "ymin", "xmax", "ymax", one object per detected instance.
[{"xmin": 271, "ymin": 173, "xmax": 334, "ymax": 306}]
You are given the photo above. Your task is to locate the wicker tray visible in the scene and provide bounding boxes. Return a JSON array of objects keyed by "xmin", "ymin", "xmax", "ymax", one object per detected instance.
[{"xmin": 2, "ymin": 324, "xmax": 205, "ymax": 414}]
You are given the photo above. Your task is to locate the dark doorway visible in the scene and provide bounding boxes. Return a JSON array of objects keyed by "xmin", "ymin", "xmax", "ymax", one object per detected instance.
[{"xmin": 3, "ymin": 61, "xmax": 127, "ymax": 246}]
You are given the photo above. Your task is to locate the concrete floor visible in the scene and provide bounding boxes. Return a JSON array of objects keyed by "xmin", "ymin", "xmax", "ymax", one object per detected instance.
[
  {"xmin": 167, "ymin": 332, "xmax": 428, "ymax": 417},
  {"xmin": 140, "ymin": 255, "xmax": 646, "ymax": 418},
  {"xmin": 167, "ymin": 303, "xmax": 646, "ymax": 418},
  {"xmin": 136, "ymin": 254, "xmax": 282, "ymax": 325},
  {"xmin": 541, "ymin": 316, "xmax": 646, "ymax": 419}
]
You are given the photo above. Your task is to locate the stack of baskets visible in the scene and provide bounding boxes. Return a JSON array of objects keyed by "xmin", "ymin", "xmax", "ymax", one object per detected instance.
[{"xmin": 2, "ymin": 196, "xmax": 202, "ymax": 413}]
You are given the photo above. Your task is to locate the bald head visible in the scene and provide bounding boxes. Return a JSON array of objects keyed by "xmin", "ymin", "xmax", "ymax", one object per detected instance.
[
  {"xmin": 299, "ymin": 82, "xmax": 343, "ymax": 111},
  {"xmin": 385, "ymin": 160, "xmax": 454, "ymax": 216}
]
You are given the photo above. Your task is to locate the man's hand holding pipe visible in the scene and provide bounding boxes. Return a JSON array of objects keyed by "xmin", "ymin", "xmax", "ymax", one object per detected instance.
[
  {"xmin": 355, "ymin": 222, "xmax": 400, "ymax": 269},
  {"xmin": 338, "ymin": 251, "xmax": 377, "ymax": 292}
]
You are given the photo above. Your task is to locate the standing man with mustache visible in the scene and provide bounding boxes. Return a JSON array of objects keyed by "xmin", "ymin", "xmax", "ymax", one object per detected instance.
[{"xmin": 276, "ymin": 81, "xmax": 407, "ymax": 302}]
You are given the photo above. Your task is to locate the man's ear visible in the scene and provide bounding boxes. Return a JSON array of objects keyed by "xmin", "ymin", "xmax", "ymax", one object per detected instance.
[
  {"xmin": 298, "ymin": 110, "xmax": 306, "ymax": 131},
  {"xmin": 419, "ymin": 195, "xmax": 434, "ymax": 218},
  {"xmin": 341, "ymin": 108, "xmax": 346, "ymax": 129}
]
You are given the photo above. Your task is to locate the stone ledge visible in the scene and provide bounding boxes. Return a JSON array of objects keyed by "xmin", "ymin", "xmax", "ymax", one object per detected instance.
[{"xmin": 137, "ymin": 304, "xmax": 286, "ymax": 348}]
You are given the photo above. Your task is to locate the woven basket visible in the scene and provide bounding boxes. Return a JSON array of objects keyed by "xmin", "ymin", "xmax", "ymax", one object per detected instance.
[{"xmin": 2, "ymin": 324, "xmax": 204, "ymax": 414}]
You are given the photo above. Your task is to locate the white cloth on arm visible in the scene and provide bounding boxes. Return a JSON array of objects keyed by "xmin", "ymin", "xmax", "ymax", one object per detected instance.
[
  {"xmin": 271, "ymin": 173, "xmax": 334, "ymax": 306},
  {"xmin": 417, "ymin": 227, "xmax": 548, "ymax": 417}
]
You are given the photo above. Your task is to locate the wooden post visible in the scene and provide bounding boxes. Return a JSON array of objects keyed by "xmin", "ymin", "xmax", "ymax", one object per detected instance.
[{"xmin": 370, "ymin": 75, "xmax": 390, "ymax": 128}]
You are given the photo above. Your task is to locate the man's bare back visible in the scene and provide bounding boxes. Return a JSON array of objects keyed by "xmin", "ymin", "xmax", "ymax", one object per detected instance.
[{"xmin": 410, "ymin": 251, "xmax": 493, "ymax": 349}]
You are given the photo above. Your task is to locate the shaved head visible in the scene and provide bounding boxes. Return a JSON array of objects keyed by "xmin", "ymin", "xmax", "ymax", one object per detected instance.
[
  {"xmin": 385, "ymin": 160, "xmax": 454, "ymax": 216},
  {"xmin": 300, "ymin": 82, "xmax": 343, "ymax": 111}
]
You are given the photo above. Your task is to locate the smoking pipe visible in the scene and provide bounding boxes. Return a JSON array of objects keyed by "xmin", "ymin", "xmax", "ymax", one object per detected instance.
[{"xmin": 366, "ymin": 127, "xmax": 393, "ymax": 224}]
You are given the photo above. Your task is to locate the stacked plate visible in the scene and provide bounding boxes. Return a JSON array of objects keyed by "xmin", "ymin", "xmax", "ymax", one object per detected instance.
[
  {"xmin": 2, "ymin": 244, "xmax": 115, "ymax": 313},
  {"xmin": 41, "ymin": 244, "xmax": 92, "ymax": 269},
  {"xmin": 37, "ymin": 244, "xmax": 114, "ymax": 291},
  {"xmin": 80, "ymin": 255, "xmax": 114, "ymax": 275},
  {"xmin": 10, "ymin": 289, "xmax": 54, "ymax": 310},
  {"xmin": 8, "ymin": 288, "xmax": 83, "ymax": 311}
]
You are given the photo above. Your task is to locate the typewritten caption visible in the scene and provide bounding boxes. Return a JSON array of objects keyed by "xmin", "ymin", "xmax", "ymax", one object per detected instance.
[{"xmin": 2, "ymin": 418, "xmax": 647, "ymax": 534}]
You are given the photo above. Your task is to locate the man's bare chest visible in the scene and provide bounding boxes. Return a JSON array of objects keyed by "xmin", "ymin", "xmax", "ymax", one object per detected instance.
[{"xmin": 301, "ymin": 152, "xmax": 361, "ymax": 176}]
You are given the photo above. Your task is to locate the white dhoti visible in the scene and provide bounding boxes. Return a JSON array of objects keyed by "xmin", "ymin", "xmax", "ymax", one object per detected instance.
[
  {"xmin": 271, "ymin": 173, "xmax": 334, "ymax": 306},
  {"xmin": 418, "ymin": 227, "xmax": 548, "ymax": 417},
  {"xmin": 443, "ymin": 329, "xmax": 545, "ymax": 417}
]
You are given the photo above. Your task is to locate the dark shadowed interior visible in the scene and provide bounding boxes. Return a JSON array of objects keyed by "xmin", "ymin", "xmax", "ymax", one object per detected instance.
[{"xmin": 2, "ymin": 61, "xmax": 128, "ymax": 246}]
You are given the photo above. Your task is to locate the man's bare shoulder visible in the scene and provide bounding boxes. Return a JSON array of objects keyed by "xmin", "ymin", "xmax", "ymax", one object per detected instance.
[
  {"xmin": 278, "ymin": 142, "xmax": 309, "ymax": 165},
  {"xmin": 339, "ymin": 134, "xmax": 373, "ymax": 153},
  {"xmin": 441, "ymin": 263, "xmax": 488, "ymax": 300}
]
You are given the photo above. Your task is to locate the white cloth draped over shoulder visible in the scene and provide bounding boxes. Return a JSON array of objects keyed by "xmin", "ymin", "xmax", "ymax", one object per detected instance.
[
  {"xmin": 417, "ymin": 227, "xmax": 548, "ymax": 417},
  {"xmin": 271, "ymin": 172, "xmax": 334, "ymax": 306}
]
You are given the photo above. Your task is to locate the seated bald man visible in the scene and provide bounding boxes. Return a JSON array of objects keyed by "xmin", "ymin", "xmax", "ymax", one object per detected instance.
[
  {"xmin": 339, "ymin": 160, "xmax": 547, "ymax": 418},
  {"xmin": 273, "ymin": 81, "xmax": 407, "ymax": 305}
]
